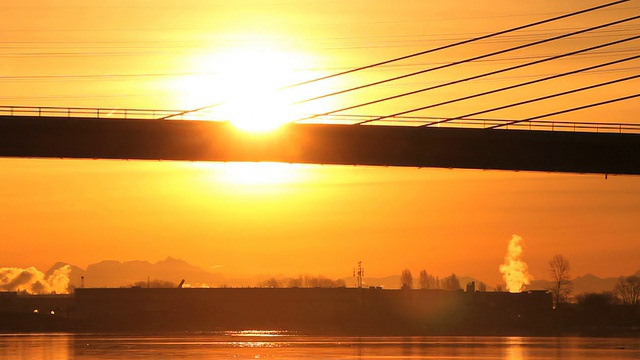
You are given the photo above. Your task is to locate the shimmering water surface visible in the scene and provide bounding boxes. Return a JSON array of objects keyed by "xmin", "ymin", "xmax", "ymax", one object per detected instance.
[{"xmin": 1, "ymin": 332, "xmax": 638, "ymax": 359}]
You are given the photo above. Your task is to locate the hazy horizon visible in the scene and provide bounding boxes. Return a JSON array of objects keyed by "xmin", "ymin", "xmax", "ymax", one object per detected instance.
[{"xmin": 3, "ymin": 250, "xmax": 638, "ymax": 295}]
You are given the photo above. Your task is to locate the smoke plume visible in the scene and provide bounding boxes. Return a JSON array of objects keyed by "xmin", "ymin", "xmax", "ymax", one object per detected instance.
[
  {"xmin": 0, "ymin": 265, "xmax": 71, "ymax": 294},
  {"xmin": 499, "ymin": 235, "xmax": 532, "ymax": 293}
]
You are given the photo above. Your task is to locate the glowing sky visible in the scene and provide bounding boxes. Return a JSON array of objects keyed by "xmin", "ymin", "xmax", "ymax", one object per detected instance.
[{"xmin": 1, "ymin": 0, "xmax": 639, "ymax": 287}]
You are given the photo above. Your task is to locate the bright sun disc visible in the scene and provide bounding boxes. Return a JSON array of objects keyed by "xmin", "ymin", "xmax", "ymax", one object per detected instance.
[
  {"xmin": 177, "ymin": 43, "xmax": 333, "ymax": 133},
  {"xmin": 175, "ymin": 36, "xmax": 341, "ymax": 132},
  {"xmin": 214, "ymin": 48, "xmax": 297, "ymax": 132}
]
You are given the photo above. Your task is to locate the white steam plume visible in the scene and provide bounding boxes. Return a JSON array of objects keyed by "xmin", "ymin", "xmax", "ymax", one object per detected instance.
[
  {"xmin": 499, "ymin": 235, "xmax": 532, "ymax": 293},
  {"xmin": 0, "ymin": 265, "xmax": 71, "ymax": 294}
]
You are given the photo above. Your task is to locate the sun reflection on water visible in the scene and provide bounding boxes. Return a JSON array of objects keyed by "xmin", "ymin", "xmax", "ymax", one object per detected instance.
[
  {"xmin": 228, "ymin": 330, "xmax": 290, "ymax": 337},
  {"xmin": 223, "ymin": 330, "xmax": 289, "ymax": 349},
  {"xmin": 505, "ymin": 337, "xmax": 524, "ymax": 360}
]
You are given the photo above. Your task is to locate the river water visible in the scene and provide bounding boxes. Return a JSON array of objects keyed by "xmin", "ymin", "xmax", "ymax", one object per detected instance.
[{"xmin": 1, "ymin": 332, "xmax": 638, "ymax": 359}]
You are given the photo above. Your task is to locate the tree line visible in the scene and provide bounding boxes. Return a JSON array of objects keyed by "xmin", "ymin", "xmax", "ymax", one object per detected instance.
[
  {"xmin": 399, "ymin": 269, "xmax": 488, "ymax": 291},
  {"xmin": 257, "ymin": 275, "xmax": 346, "ymax": 288}
]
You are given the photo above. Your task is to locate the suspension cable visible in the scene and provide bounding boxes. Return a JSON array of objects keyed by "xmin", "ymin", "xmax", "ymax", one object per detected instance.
[
  {"xmin": 282, "ymin": 0, "xmax": 629, "ymax": 89},
  {"xmin": 360, "ymin": 36, "xmax": 640, "ymax": 125},
  {"xmin": 488, "ymin": 93, "xmax": 640, "ymax": 129},
  {"xmin": 296, "ymin": 14, "xmax": 640, "ymax": 119},
  {"xmin": 446, "ymin": 74, "xmax": 640, "ymax": 127}
]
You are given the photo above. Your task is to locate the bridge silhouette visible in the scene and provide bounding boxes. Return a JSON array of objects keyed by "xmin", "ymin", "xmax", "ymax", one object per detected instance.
[
  {"xmin": 1, "ymin": 0, "xmax": 638, "ymax": 174},
  {"xmin": 1, "ymin": 105, "xmax": 639, "ymax": 175}
]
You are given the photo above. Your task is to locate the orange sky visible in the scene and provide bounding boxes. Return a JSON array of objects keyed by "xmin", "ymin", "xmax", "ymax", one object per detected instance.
[{"xmin": 1, "ymin": 0, "xmax": 639, "ymax": 287}]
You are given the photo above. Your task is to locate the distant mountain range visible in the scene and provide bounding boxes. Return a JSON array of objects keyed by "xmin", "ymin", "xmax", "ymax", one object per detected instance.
[
  {"xmin": 527, "ymin": 269, "xmax": 640, "ymax": 295},
  {"xmin": 45, "ymin": 258, "xmax": 639, "ymax": 294},
  {"xmin": 45, "ymin": 257, "xmax": 222, "ymax": 289}
]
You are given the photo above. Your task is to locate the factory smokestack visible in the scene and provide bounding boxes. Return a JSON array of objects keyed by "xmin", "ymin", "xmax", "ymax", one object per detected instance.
[{"xmin": 499, "ymin": 235, "xmax": 532, "ymax": 293}]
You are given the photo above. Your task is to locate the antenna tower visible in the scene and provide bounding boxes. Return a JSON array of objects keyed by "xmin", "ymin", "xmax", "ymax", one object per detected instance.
[{"xmin": 353, "ymin": 261, "xmax": 364, "ymax": 288}]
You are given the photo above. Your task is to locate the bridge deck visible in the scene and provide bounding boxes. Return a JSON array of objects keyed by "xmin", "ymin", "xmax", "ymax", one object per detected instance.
[{"xmin": 1, "ymin": 114, "xmax": 639, "ymax": 174}]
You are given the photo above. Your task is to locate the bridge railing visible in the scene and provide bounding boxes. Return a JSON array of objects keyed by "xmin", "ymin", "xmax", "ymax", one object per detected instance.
[
  {"xmin": 308, "ymin": 114, "xmax": 640, "ymax": 134},
  {"xmin": 2, "ymin": 105, "xmax": 639, "ymax": 135},
  {"xmin": 0, "ymin": 105, "xmax": 183, "ymax": 120}
]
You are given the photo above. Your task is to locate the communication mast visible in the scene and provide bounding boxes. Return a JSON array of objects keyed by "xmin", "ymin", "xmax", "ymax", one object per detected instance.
[{"xmin": 353, "ymin": 261, "xmax": 364, "ymax": 288}]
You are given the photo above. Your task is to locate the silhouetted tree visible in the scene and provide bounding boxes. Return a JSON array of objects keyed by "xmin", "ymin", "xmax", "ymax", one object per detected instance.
[
  {"xmin": 260, "ymin": 275, "xmax": 346, "ymax": 288},
  {"xmin": 442, "ymin": 273, "xmax": 461, "ymax": 291},
  {"xmin": 495, "ymin": 284, "xmax": 504, "ymax": 292},
  {"xmin": 548, "ymin": 254, "xmax": 572, "ymax": 307},
  {"xmin": 401, "ymin": 269, "xmax": 413, "ymax": 289},
  {"xmin": 419, "ymin": 270, "xmax": 428, "ymax": 289},
  {"xmin": 287, "ymin": 276, "xmax": 303, "ymax": 288},
  {"xmin": 576, "ymin": 291, "xmax": 619, "ymax": 307},
  {"xmin": 260, "ymin": 278, "xmax": 280, "ymax": 288},
  {"xmin": 418, "ymin": 269, "xmax": 437, "ymax": 289},
  {"xmin": 305, "ymin": 275, "xmax": 346, "ymax": 288},
  {"xmin": 477, "ymin": 282, "xmax": 487, "ymax": 292},
  {"xmin": 334, "ymin": 279, "xmax": 347, "ymax": 288},
  {"xmin": 614, "ymin": 275, "xmax": 640, "ymax": 305}
]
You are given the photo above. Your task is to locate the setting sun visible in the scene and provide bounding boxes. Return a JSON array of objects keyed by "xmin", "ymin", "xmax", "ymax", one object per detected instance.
[
  {"xmin": 213, "ymin": 47, "xmax": 298, "ymax": 132},
  {"xmin": 175, "ymin": 39, "xmax": 336, "ymax": 132}
]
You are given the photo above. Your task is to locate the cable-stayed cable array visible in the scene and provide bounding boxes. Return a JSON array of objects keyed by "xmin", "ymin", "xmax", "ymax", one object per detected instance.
[{"xmin": 252, "ymin": 0, "xmax": 638, "ymax": 129}]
